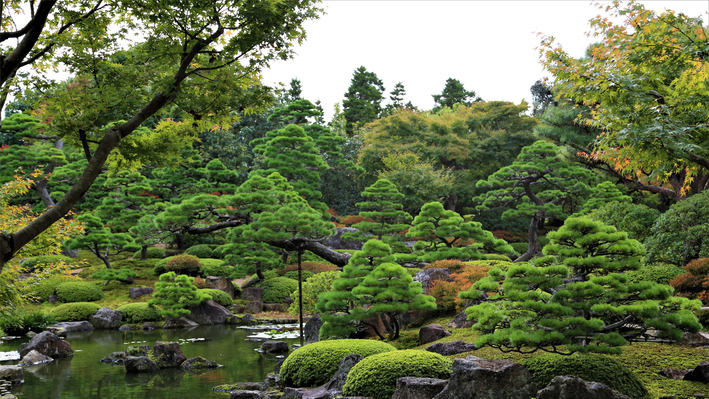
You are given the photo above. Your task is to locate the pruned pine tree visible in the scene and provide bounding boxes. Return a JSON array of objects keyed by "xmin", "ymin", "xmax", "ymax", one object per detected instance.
[{"xmin": 66, "ymin": 214, "xmax": 140, "ymax": 270}]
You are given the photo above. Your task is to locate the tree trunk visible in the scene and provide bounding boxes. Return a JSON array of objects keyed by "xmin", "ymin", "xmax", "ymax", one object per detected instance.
[
  {"xmin": 516, "ymin": 212, "xmax": 543, "ymax": 262},
  {"xmin": 359, "ymin": 319, "xmax": 385, "ymax": 340},
  {"xmin": 391, "ymin": 314, "xmax": 400, "ymax": 340},
  {"xmin": 443, "ymin": 194, "xmax": 458, "ymax": 212},
  {"xmin": 35, "ymin": 179, "xmax": 55, "ymax": 209},
  {"xmin": 380, "ymin": 313, "xmax": 394, "ymax": 336},
  {"xmin": 140, "ymin": 245, "xmax": 148, "ymax": 261}
]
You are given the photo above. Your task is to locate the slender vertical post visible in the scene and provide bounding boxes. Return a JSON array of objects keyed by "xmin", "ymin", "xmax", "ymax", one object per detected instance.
[{"xmin": 298, "ymin": 250, "xmax": 304, "ymax": 346}]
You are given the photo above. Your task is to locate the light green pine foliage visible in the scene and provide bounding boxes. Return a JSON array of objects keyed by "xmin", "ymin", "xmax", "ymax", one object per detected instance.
[
  {"xmin": 287, "ymin": 270, "xmax": 340, "ymax": 316},
  {"xmin": 346, "ymin": 179, "xmax": 411, "ymax": 248},
  {"xmin": 577, "ymin": 181, "xmax": 632, "ymax": 215},
  {"xmin": 148, "ymin": 272, "xmax": 211, "ymax": 318}
]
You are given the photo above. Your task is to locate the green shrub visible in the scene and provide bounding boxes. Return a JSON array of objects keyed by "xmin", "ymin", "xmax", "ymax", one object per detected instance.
[
  {"xmin": 198, "ymin": 288, "xmax": 233, "ymax": 307},
  {"xmin": 522, "ymin": 353, "xmax": 650, "ymax": 399},
  {"xmin": 55, "ymin": 281, "xmax": 104, "ymax": 302},
  {"xmin": 185, "ymin": 244, "xmax": 215, "ymax": 259},
  {"xmin": 0, "ymin": 311, "xmax": 57, "ymax": 335},
  {"xmin": 77, "ymin": 264, "xmax": 104, "ymax": 279},
  {"xmin": 21, "ymin": 255, "xmax": 75, "ymax": 273},
  {"xmin": 280, "ymin": 339, "xmax": 396, "ymax": 387},
  {"xmin": 405, "ymin": 267, "xmax": 420, "ymax": 278},
  {"xmin": 288, "ymin": 271, "xmax": 340, "ymax": 316},
  {"xmin": 466, "ymin": 259, "xmax": 514, "ymax": 272},
  {"xmin": 165, "ymin": 254, "xmax": 201, "ymax": 276},
  {"xmin": 587, "ymin": 201, "xmax": 661, "ymax": 242},
  {"xmin": 261, "ymin": 277, "xmax": 298, "ymax": 303},
  {"xmin": 50, "ymin": 302, "xmax": 101, "ymax": 321},
  {"xmin": 34, "ymin": 275, "xmax": 75, "ymax": 302},
  {"xmin": 199, "ymin": 259, "xmax": 233, "ymax": 278},
  {"xmin": 626, "ymin": 263, "xmax": 685, "ymax": 285},
  {"xmin": 250, "ymin": 269, "xmax": 280, "ymax": 282},
  {"xmin": 91, "ymin": 268, "xmax": 137, "ymax": 283},
  {"xmin": 485, "ymin": 253, "xmax": 513, "ymax": 261},
  {"xmin": 132, "ymin": 247, "xmax": 166, "ymax": 259},
  {"xmin": 153, "ymin": 256, "xmax": 175, "ymax": 275},
  {"xmin": 343, "ymin": 350, "xmax": 453, "ymax": 399},
  {"xmin": 212, "ymin": 244, "xmax": 237, "ymax": 259},
  {"xmin": 283, "ymin": 270, "xmax": 314, "ymax": 281},
  {"xmin": 510, "ymin": 242, "xmax": 528, "ymax": 255},
  {"xmin": 117, "ymin": 303, "xmax": 163, "ymax": 324}
]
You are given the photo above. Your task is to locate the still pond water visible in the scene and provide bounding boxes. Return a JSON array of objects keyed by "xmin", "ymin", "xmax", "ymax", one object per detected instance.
[{"xmin": 0, "ymin": 324, "xmax": 297, "ymax": 399}]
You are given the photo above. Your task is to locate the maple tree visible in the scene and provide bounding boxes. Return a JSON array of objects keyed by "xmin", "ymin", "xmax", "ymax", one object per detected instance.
[{"xmin": 539, "ymin": 1, "xmax": 709, "ymax": 200}]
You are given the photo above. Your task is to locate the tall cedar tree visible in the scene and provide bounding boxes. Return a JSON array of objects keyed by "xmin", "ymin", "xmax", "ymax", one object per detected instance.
[
  {"xmin": 463, "ymin": 217, "xmax": 702, "ymax": 355},
  {"xmin": 432, "ymin": 78, "xmax": 481, "ymax": 110},
  {"xmin": 474, "ymin": 140, "xmax": 594, "ymax": 261},
  {"xmin": 342, "ymin": 66, "xmax": 385, "ymax": 136}
]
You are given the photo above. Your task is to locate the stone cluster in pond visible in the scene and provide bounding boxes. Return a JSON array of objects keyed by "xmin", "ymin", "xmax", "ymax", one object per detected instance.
[{"xmin": 101, "ymin": 341, "xmax": 221, "ymax": 373}]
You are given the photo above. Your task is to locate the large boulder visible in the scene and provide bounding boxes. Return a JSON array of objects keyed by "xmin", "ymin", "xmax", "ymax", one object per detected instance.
[
  {"xmin": 391, "ymin": 377, "xmax": 448, "ymax": 399},
  {"xmin": 185, "ymin": 300, "xmax": 234, "ymax": 325},
  {"xmin": 415, "ymin": 269, "xmax": 453, "ymax": 295},
  {"xmin": 241, "ymin": 287, "xmax": 263, "ymax": 302},
  {"xmin": 433, "ymin": 356, "xmax": 536, "ymax": 399},
  {"xmin": 418, "ymin": 324, "xmax": 451, "ymax": 345},
  {"xmin": 425, "ymin": 340, "xmax": 476, "ymax": 356},
  {"xmin": 205, "ymin": 276, "xmax": 236, "ymax": 298},
  {"xmin": 17, "ymin": 331, "xmax": 73, "ymax": 359},
  {"xmin": 229, "ymin": 392, "xmax": 266, "ymax": 399},
  {"xmin": 447, "ymin": 312, "xmax": 473, "ymax": 329},
  {"xmin": 46, "ymin": 321, "xmax": 93, "ymax": 336},
  {"xmin": 325, "ymin": 354, "xmax": 364, "ymax": 392},
  {"xmin": 181, "ymin": 356, "xmax": 220, "ymax": 371},
  {"xmin": 681, "ymin": 331, "xmax": 709, "ymax": 347},
  {"xmin": 129, "ymin": 287, "xmax": 153, "ymax": 299},
  {"xmin": 537, "ymin": 376, "xmax": 632, "ymax": 399},
  {"xmin": 124, "ymin": 356, "xmax": 160, "ymax": 373},
  {"xmin": 304, "ymin": 314, "xmax": 323, "ymax": 344},
  {"xmin": 163, "ymin": 317, "xmax": 199, "ymax": 329},
  {"xmin": 246, "ymin": 301, "xmax": 264, "ymax": 315},
  {"xmin": 18, "ymin": 350, "xmax": 53, "ymax": 366},
  {"xmin": 88, "ymin": 307, "xmax": 122, "ymax": 329},
  {"xmin": 684, "ymin": 361, "xmax": 709, "ymax": 383},
  {"xmin": 152, "ymin": 341, "xmax": 187, "ymax": 369},
  {"xmin": 0, "ymin": 366, "xmax": 23, "ymax": 384},
  {"xmin": 261, "ymin": 341, "xmax": 289, "ymax": 353},
  {"xmin": 321, "ymin": 227, "xmax": 364, "ymax": 250},
  {"xmin": 659, "ymin": 368, "xmax": 692, "ymax": 380}
]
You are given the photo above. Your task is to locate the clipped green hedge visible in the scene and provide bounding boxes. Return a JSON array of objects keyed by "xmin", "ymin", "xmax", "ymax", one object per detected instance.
[
  {"xmin": 343, "ymin": 350, "xmax": 453, "ymax": 399},
  {"xmin": 485, "ymin": 253, "xmax": 514, "ymax": 261},
  {"xmin": 34, "ymin": 275, "xmax": 75, "ymax": 302},
  {"xmin": 280, "ymin": 339, "xmax": 396, "ymax": 387},
  {"xmin": 55, "ymin": 281, "xmax": 104, "ymax": 303},
  {"xmin": 132, "ymin": 247, "xmax": 166, "ymax": 259},
  {"xmin": 185, "ymin": 244, "xmax": 215, "ymax": 259},
  {"xmin": 198, "ymin": 288, "xmax": 233, "ymax": 307},
  {"xmin": 50, "ymin": 302, "xmax": 101, "ymax": 321},
  {"xmin": 153, "ymin": 256, "xmax": 175, "ymax": 275},
  {"xmin": 522, "ymin": 353, "xmax": 650, "ymax": 399},
  {"xmin": 626, "ymin": 263, "xmax": 685, "ymax": 285},
  {"xmin": 165, "ymin": 254, "xmax": 201, "ymax": 275},
  {"xmin": 261, "ymin": 277, "xmax": 298, "ymax": 303},
  {"xmin": 117, "ymin": 303, "xmax": 163, "ymax": 324},
  {"xmin": 283, "ymin": 270, "xmax": 314, "ymax": 281},
  {"xmin": 199, "ymin": 259, "xmax": 233, "ymax": 278}
]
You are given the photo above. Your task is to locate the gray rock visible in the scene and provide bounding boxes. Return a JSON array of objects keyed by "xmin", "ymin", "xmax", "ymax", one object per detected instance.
[
  {"xmin": 304, "ymin": 314, "xmax": 323, "ymax": 344},
  {"xmin": 447, "ymin": 312, "xmax": 473, "ymax": 329},
  {"xmin": 163, "ymin": 317, "xmax": 199, "ymax": 329},
  {"xmin": 47, "ymin": 321, "xmax": 93, "ymax": 334},
  {"xmin": 47, "ymin": 295, "xmax": 58, "ymax": 303},
  {"xmin": 246, "ymin": 301, "xmax": 264, "ymax": 314},
  {"xmin": 88, "ymin": 307, "xmax": 122, "ymax": 329},
  {"xmin": 100, "ymin": 351, "xmax": 127, "ymax": 364},
  {"xmin": 320, "ymin": 227, "xmax": 364, "ymax": 250},
  {"xmin": 18, "ymin": 350, "xmax": 53, "ymax": 366},
  {"xmin": 0, "ymin": 366, "xmax": 23, "ymax": 384},
  {"xmin": 263, "ymin": 303, "xmax": 285, "ymax": 312},
  {"xmin": 185, "ymin": 300, "xmax": 234, "ymax": 325},
  {"xmin": 391, "ymin": 377, "xmax": 448, "ymax": 399},
  {"xmin": 129, "ymin": 287, "xmax": 154, "ymax": 299},
  {"xmin": 241, "ymin": 287, "xmax": 264, "ymax": 302},
  {"xmin": 230, "ymin": 392, "xmax": 266, "ymax": 399},
  {"xmin": 274, "ymin": 359, "xmax": 284, "ymax": 375},
  {"xmin": 205, "ymin": 276, "xmax": 236, "ymax": 299},
  {"xmin": 418, "ymin": 324, "xmax": 451, "ymax": 345},
  {"xmin": 433, "ymin": 356, "xmax": 536, "ymax": 399},
  {"xmin": 282, "ymin": 387, "xmax": 308, "ymax": 399},
  {"xmin": 684, "ymin": 361, "xmax": 709, "ymax": 383},
  {"xmin": 681, "ymin": 332, "xmax": 709, "ymax": 347},
  {"xmin": 152, "ymin": 341, "xmax": 187, "ymax": 368},
  {"xmin": 24, "ymin": 331, "xmax": 36, "ymax": 338},
  {"xmin": 659, "ymin": 368, "xmax": 692, "ymax": 380},
  {"xmin": 261, "ymin": 340, "xmax": 289, "ymax": 353},
  {"xmin": 17, "ymin": 331, "xmax": 73, "ymax": 358},
  {"xmin": 213, "ymin": 382, "xmax": 264, "ymax": 392},
  {"xmin": 425, "ymin": 340, "xmax": 476, "ymax": 356},
  {"xmin": 181, "ymin": 356, "xmax": 220, "ymax": 370},
  {"xmin": 325, "ymin": 354, "xmax": 364, "ymax": 392},
  {"xmin": 230, "ymin": 313, "xmax": 257, "ymax": 326},
  {"xmin": 537, "ymin": 375, "xmax": 632, "ymax": 399},
  {"xmin": 415, "ymin": 269, "xmax": 453, "ymax": 295},
  {"xmin": 124, "ymin": 356, "xmax": 160, "ymax": 373}
]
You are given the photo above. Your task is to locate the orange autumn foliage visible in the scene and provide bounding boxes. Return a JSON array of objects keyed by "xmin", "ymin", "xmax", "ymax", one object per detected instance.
[{"xmin": 429, "ymin": 263, "xmax": 490, "ymax": 313}]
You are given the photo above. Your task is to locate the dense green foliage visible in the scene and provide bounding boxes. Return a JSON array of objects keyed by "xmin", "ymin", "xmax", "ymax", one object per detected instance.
[
  {"xmin": 21, "ymin": 255, "xmax": 76, "ymax": 273},
  {"xmin": 199, "ymin": 259, "xmax": 232, "ymax": 278},
  {"xmin": 91, "ymin": 268, "xmax": 137, "ymax": 284},
  {"xmin": 132, "ymin": 248, "xmax": 166, "ymax": 260},
  {"xmin": 117, "ymin": 303, "xmax": 164, "ymax": 324},
  {"xmin": 198, "ymin": 289, "xmax": 233, "ymax": 307},
  {"xmin": 288, "ymin": 270, "xmax": 340, "ymax": 316},
  {"xmin": 33, "ymin": 275, "xmax": 76, "ymax": 302},
  {"xmin": 626, "ymin": 263, "xmax": 686, "ymax": 286},
  {"xmin": 49, "ymin": 302, "xmax": 101, "ymax": 322},
  {"xmin": 165, "ymin": 254, "xmax": 202, "ymax": 276},
  {"xmin": 523, "ymin": 353, "xmax": 650, "ymax": 399},
  {"xmin": 0, "ymin": 311, "xmax": 57, "ymax": 336},
  {"xmin": 279, "ymin": 339, "xmax": 396, "ymax": 387},
  {"xmin": 587, "ymin": 202, "xmax": 661, "ymax": 242},
  {"xmin": 261, "ymin": 277, "xmax": 298, "ymax": 303},
  {"xmin": 148, "ymin": 272, "xmax": 211, "ymax": 318},
  {"xmin": 55, "ymin": 281, "xmax": 104, "ymax": 303},
  {"xmin": 342, "ymin": 350, "xmax": 453, "ymax": 399},
  {"xmin": 185, "ymin": 245, "xmax": 215, "ymax": 259}
]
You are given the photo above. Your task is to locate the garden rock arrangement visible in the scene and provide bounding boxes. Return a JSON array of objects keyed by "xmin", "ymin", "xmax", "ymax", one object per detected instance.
[
  {"xmin": 0, "ymin": 368, "xmax": 22, "ymax": 385},
  {"xmin": 88, "ymin": 307, "xmax": 122, "ymax": 329},
  {"xmin": 106, "ymin": 341, "xmax": 220, "ymax": 374},
  {"xmin": 261, "ymin": 341, "xmax": 289, "ymax": 353},
  {"xmin": 537, "ymin": 376, "xmax": 632, "ymax": 399},
  {"xmin": 17, "ymin": 331, "xmax": 73, "ymax": 359},
  {"xmin": 0, "ymin": 379, "xmax": 14, "ymax": 399},
  {"xmin": 391, "ymin": 377, "xmax": 448, "ymax": 399},
  {"xmin": 425, "ymin": 340, "xmax": 476, "ymax": 356},
  {"xmin": 418, "ymin": 324, "xmax": 450, "ymax": 345},
  {"xmin": 18, "ymin": 350, "xmax": 53, "ymax": 366}
]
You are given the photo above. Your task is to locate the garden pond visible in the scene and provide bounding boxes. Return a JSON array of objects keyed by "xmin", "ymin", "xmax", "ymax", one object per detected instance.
[{"xmin": 0, "ymin": 324, "xmax": 299, "ymax": 399}]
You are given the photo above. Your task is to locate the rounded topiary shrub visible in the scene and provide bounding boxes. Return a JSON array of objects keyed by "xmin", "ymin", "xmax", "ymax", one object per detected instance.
[
  {"xmin": 199, "ymin": 259, "xmax": 233, "ymax": 278},
  {"xmin": 343, "ymin": 350, "xmax": 453, "ymax": 399},
  {"xmin": 261, "ymin": 277, "xmax": 298, "ymax": 303},
  {"xmin": 522, "ymin": 353, "xmax": 650, "ymax": 399},
  {"xmin": 132, "ymin": 247, "xmax": 166, "ymax": 259},
  {"xmin": 117, "ymin": 303, "xmax": 163, "ymax": 324},
  {"xmin": 185, "ymin": 244, "xmax": 215, "ymax": 259},
  {"xmin": 34, "ymin": 275, "xmax": 75, "ymax": 302},
  {"xmin": 212, "ymin": 244, "xmax": 236, "ymax": 259},
  {"xmin": 198, "ymin": 288, "xmax": 233, "ymax": 307},
  {"xmin": 153, "ymin": 256, "xmax": 175, "ymax": 275},
  {"xmin": 55, "ymin": 281, "xmax": 104, "ymax": 303},
  {"xmin": 280, "ymin": 339, "xmax": 396, "ymax": 387},
  {"xmin": 165, "ymin": 254, "xmax": 201, "ymax": 276},
  {"xmin": 49, "ymin": 302, "xmax": 102, "ymax": 322},
  {"xmin": 283, "ymin": 270, "xmax": 314, "ymax": 281}
]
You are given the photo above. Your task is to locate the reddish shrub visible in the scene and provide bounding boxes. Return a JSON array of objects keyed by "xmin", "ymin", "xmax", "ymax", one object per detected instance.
[
  {"xmin": 429, "ymin": 264, "xmax": 490, "ymax": 313},
  {"xmin": 423, "ymin": 259, "xmax": 468, "ymax": 273},
  {"xmin": 340, "ymin": 215, "xmax": 374, "ymax": 227},
  {"xmin": 277, "ymin": 262, "xmax": 338, "ymax": 275},
  {"xmin": 670, "ymin": 258, "xmax": 709, "ymax": 305}
]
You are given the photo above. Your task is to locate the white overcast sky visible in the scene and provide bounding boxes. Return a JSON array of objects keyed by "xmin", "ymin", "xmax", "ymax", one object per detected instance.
[{"xmin": 261, "ymin": 1, "xmax": 709, "ymax": 121}]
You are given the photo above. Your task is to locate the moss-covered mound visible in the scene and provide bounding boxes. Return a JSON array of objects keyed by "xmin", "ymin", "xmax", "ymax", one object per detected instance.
[
  {"xmin": 118, "ymin": 303, "xmax": 163, "ymax": 324},
  {"xmin": 523, "ymin": 353, "xmax": 650, "ymax": 399},
  {"xmin": 55, "ymin": 281, "xmax": 104, "ymax": 302},
  {"xmin": 198, "ymin": 288, "xmax": 233, "ymax": 307},
  {"xmin": 261, "ymin": 277, "xmax": 298, "ymax": 303},
  {"xmin": 342, "ymin": 350, "xmax": 453, "ymax": 399},
  {"xmin": 50, "ymin": 302, "xmax": 101, "ymax": 321},
  {"xmin": 280, "ymin": 339, "xmax": 396, "ymax": 387}
]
